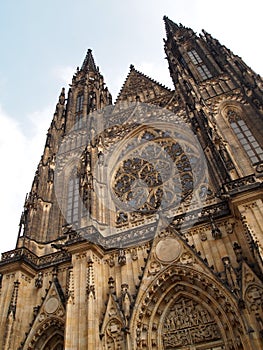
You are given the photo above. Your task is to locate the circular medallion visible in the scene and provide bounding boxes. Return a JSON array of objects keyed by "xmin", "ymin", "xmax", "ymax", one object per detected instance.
[
  {"xmin": 155, "ymin": 238, "xmax": 181, "ymax": 263},
  {"xmin": 45, "ymin": 297, "xmax": 59, "ymax": 314}
]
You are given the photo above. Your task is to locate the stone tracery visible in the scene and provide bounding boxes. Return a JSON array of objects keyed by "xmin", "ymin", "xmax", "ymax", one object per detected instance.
[{"xmin": 112, "ymin": 127, "xmax": 197, "ymax": 216}]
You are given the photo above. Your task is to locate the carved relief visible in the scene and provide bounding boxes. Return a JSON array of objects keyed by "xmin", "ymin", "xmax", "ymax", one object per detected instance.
[
  {"xmin": 106, "ymin": 255, "xmax": 115, "ymax": 267},
  {"xmin": 180, "ymin": 251, "xmax": 195, "ymax": 265},
  {"xmin": 162, "ymin": 297, "xmax": 222, "ymax": 349},
  {"xmin": 104, "ymin": 318, "xmax": 126, "ymax": 350},
  {"xmin": 148, "ymin": 260, "xmax": 162, "ymax": 276},
  {"xmin": 245, "ymin": 284, "xmax": 263, "ymax": 313}
]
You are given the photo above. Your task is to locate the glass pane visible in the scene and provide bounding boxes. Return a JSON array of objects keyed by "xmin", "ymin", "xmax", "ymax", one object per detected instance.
[
  {"xmin": 255, "ymin": 147, "xmax": 263, "ymax": 154},
  {"xmin": 238, "ymin": 120, "xmax": 245, "ymax": 126},
  {"xmin": 241, "ymin": 125, "xmax": 248, "ymax": 131}
]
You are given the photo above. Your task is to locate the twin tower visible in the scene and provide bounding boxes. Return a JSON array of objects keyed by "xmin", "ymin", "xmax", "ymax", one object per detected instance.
[{"xmin": 0, "ymin": 16, "xmax": 263, "ymax": 350}]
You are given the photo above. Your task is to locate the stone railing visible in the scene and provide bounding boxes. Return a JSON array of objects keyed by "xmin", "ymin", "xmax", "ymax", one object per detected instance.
[
  {"xmin": 223, "ymin": 174, "xmax": 259, "ymax": 193},
  {"xmin": 0, "ymin": 247, "xmax": 71, "ymax": 269}
]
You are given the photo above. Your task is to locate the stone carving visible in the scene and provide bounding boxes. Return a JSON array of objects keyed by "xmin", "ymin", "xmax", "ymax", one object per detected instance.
[
  {"xmin": 87, "ymin": 257, "xmax": 95, "ymax": 298},
  {"xmin": 148, "ymin": 260, "xmax": 162, "ymax": 276},
  {"xmin": 223, "ymin": 174, "xmax": 257, "ymax": 192},
  {"xmin": 120, "ymin": 284, "xmax": 131, "ymax": 325},
  {"xmin": 162, "ymin": 297, "xmax": 222, "ymax": 348},
  {"xmin": 180, "ymin": 251, "xmax": 194, "ymax": 265},
  {"xmin": 66, "ymin": 269, "xmax": 74, "ymax": 303},
  {"xmin": 104, "ymin": 318, "xmax": 126, "ymax": 350},
  {"xmin": 224, "ymin": 220, "xmax": 235, "ymax": 234},
  {"xmin": 107, "ymin": 255, "xmax": 115, "ymax": 267},
  {"xmin": 35, "ymin": 272, "xmax": 43, "ymax": 288},
  {"xmin": 199, "ymin": 228, "xmax": 207, "ymax": 241},
  {"xmin": 245, "ymin": 285, "xmax": 263, "ymax": 313},
  {"xmin": 222, "ymin": 256, "xmax": 240, "ymax": 294},
  {"xmin": 118, "ymin": 249, "xmax": 126, "ymax": 266}
]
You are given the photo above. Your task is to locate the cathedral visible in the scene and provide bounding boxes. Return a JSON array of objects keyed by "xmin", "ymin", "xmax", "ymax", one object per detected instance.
[{"xmin": 0, "ymin": 16, "xmax": 263, "ymax": 350}]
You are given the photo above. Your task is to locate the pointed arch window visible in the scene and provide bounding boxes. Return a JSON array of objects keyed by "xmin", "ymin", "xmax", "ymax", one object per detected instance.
[
  {"xmin": 188, "ymin": 49, "xmax": 212, "ymax": 80},
  {"xmin": 66, "ymin": 172, "xmax": 88, "ymax": 224},
  {"xmin": 74, "ymin": 94, "xmax": 84, "ymax": 130},
  {"xmin": 66, "ymin": 176, "xmax": 80, "ymax": 223},
  {"xmin": 227, "ymin": 109, "xmax": 263, "ymax": 164},
  {"xmin": 76, "ymin": 94, "xmax": 84, "ymax": 112}
]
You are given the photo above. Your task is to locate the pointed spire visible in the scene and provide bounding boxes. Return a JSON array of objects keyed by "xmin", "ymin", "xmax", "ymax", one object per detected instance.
[
  {"xmin": 81, "ymin": 49, "xmax": 98, "ymax": 72},
  {"xmin": 163, "ymin": 15, "xmax": 180, "ymax": 37}
]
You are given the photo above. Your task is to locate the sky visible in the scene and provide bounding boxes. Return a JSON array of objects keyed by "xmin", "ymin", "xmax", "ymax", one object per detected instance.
[{"xmin": 0, "ymin": 0, "xmax": 262, "ymax": 254}]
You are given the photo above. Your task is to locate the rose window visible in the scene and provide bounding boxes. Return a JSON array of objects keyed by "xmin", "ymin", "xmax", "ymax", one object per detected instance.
[{"xmin": 112, "ymin": 128, "xmax": 195, "ymax": 214}]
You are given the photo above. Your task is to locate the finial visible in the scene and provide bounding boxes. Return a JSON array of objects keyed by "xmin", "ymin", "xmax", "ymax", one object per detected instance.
[
  {"xmin": 81, "ymin": 48, "xmax": 97, "ymax": 72},
  {"xmin": 130, "ymin": 64, "xmax": 135, "ymax": 71}
]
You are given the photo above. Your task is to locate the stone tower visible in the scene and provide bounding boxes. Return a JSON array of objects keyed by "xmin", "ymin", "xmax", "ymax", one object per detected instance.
[{"xmin": 0, "ymin": 16, "xmax": 263, "ymax": 350}]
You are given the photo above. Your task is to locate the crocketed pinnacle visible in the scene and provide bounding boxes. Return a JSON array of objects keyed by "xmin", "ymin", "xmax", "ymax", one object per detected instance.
[
  {"xmin": 81, "ymin": 49, "xmax": 98, "ymax": 72},
  {"xmin": 163, "ymin": 15, "xmax": 180, "ymax": 37}
]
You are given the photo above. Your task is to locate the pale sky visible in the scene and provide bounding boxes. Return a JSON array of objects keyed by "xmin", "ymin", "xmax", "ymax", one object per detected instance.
[{"xmin": 0, "ymin": 0, "xmax": 262, "ymax": 254}]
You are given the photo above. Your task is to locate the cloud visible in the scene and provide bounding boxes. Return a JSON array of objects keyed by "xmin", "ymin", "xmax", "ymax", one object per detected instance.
[{"xmin": 0, "ymin": 104, "xmax": 53, "ymax": 255}]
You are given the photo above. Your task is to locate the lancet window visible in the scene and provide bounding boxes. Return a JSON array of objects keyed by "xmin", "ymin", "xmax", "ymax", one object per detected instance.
[
  {"xmin": 227, "ymin": 109, "xmax": 263, "ymax": 164},
  {"xmin": 66, "ymin": 176, "xmax": 80, "ymax": 223},
  {"xmin": 188, "ymin": 49, "xmax": 212, "ymax": 80},
  {"xmin": 75, "ymin": 94, "xmax": 84, "ymax": 130}
]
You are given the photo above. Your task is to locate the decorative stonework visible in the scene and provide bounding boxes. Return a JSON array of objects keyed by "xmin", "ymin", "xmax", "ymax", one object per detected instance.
[
  {"xmin": 1, "ymin": 17, "xmax": 263, "ymax": 350},
  {"xmin": 162, "ymin": 297, "xmax": 222, "ymax": 348},
  {"xmin": 132, "ymin": 265, "xmax": 245, "ymax": 349},
  {"xmin": 104, "ymin": 318, "xmax": 126, "ymax": 350},
  {"xmin": 112, "ymin": 127, "xmax": 194, "ymax": 214},
  {"xmin": 245, "ymin": 284, "xmax": 263, "ymax": 314}
]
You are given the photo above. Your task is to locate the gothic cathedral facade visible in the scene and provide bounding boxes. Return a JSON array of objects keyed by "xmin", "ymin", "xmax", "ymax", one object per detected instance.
[{"xmin": 0, "ymin": 17, "xmax": 263, "ymax": 350}]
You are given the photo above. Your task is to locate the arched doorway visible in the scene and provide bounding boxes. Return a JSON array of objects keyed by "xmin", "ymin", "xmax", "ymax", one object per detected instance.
[
  {"xmin": 23, "ymin": 318, "xmax": 64, "ymax": 350},
  {"xmin": 130, "ymin": 265, "xmax": 246, "ymax": 350}
]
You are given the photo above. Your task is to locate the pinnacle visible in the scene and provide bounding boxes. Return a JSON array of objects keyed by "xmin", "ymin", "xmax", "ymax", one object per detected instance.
[
  {"xmin": 163, "ymin": 16, "xmax": 180, "ymax": 36},
  {"xmin": 81, "ymin": 49, "xmax": 98, "ymax": 72}
]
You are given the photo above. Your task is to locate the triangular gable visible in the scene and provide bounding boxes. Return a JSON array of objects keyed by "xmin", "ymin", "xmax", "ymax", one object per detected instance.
[
  {"xmin": 21, "ymin": 276, "xmax": 65, "ymax": 349},
  {"xmin": 116, "ymin": 65, "xmax": 174, "ymax": 104}
]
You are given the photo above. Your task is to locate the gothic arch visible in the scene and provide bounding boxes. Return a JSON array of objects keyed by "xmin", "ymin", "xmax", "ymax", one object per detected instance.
[
  {"xmin": 130, "ymin": 265, "xmax": 248, "ymax": 350},
  {"xmin": 221, "ymin": 102, "xmax": 263, "ymax": 166},
  {"xmin": 212, "ymin": 99, "xmax": 255, "ymax": 176},
  {"xmin": 22, "ymin": 317, "xmax": 64, "ymax": 350}
]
